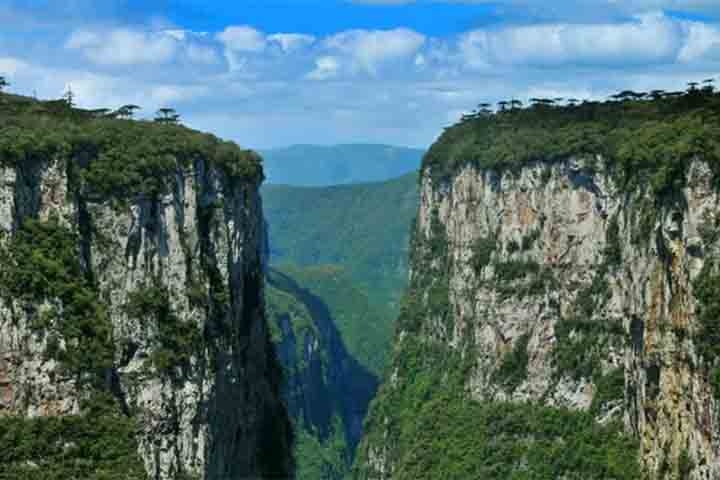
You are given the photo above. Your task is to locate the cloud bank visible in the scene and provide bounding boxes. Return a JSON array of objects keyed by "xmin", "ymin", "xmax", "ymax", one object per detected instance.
[{"xmin": 2, "ymin": 5, "xmax": 720, "ymax": 149}]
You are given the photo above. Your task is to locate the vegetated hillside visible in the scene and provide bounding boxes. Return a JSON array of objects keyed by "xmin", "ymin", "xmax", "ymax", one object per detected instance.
[
  {"xmin": 356, "ymin": 85, "xmax": 720, "ymax": 480},
  {"xmin": 266, "ymin": 266, "xmax": 378, "ymax": 480},
  {"xmin": 272, "ymin": 263, "xmax": 392, "ymax": 377},
  {"xmin": 263, "ymin": 172, "xmax": 419, "ymax": 318},
  {"xmin": 261, "ymin": 144, "xmax": 423, "ymax": 186},
  {"xmin": 0, "ymin": 92, "xmax": 292, "ymax": 479},
  {"xmin": 263, "ymin": 174, "xmax": 420, "ymax": 480}
]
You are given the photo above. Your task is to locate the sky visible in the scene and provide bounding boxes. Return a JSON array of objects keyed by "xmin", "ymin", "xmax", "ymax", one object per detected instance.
[{"xmin": 2, "ymin": 0, "xmax": 720, "ymax": 149}]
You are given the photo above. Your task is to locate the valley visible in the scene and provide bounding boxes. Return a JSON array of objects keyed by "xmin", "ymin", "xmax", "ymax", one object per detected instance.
[{"xmin": 263, "ymin": 172, "xmax": 419, "ymax": 478}]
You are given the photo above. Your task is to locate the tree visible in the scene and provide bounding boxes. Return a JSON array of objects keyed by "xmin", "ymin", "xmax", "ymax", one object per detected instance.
[
  {"xmin": 63, "ymin": 85, "xmax": 75, "ymax": 107},
  {"xmin": 0, "ymin": 76, "xmax": 8, "ymax": 93},
  {"xmin": 155, "ymin": 107, "xmax": 180, "ymax": 124},
  {"xmin": 687, "ymin": 81, "xmax": 700, "ymax": 91},
  {"xmin": 90, "ymin": 108, "xmax": 113, "ymax": 118},
  {"xmin": 649, "ymin": 90, "xmax": 666, "ymax": 100},
  {"xmin": 498, "ymin": 100, "xmax": 509, "ymax": 111},
  {"xmin": 611, "ymin": 90, "xmax": 644, "ymax": 101},
  {"xmin": 510, "ymin": 99, "xmax": 523, "ymax": 110},
  {"xmin": 116, "ymin": 104, "xmax": 141, "ymax": 119},
  {"xmin": 702, "ymin": 78, "xmax": 715, "ymax": 94},
  {"xmin": 478, "ymin": 105, "xmax": 493, "ymax": 116}
]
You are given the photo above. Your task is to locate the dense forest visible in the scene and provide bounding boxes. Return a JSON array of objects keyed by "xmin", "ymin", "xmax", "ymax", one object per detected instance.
[{"xmin": 425, "ymin": 82, "xmax": 720, "ymax": 197}]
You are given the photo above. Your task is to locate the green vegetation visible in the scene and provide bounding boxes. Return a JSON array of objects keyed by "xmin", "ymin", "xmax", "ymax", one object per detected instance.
[
  {"xmin": 124, "ymin": 284, "xmax": 201, "ymax": 377},
  {"xmin": 266, "ymin": 266, "xmax": 378, "ymax": 480},
  {"xmin": 521, "ymin": 229, "xmax": 541, "ymax": 251},
  {"xmin": 358, "ymin": 335, "xmax": 638, "ymax": 480},
  {"xmin": 264, "ymin": 173, "xmax": 419, "ymax": 374},
  {"xmin": 693, "ymin": 259, "xmax": 720, "ymax": 399},
  {"xmin": 699, "ymin": 211, "xmax": 720, "ymax": 247},
  {"xmin": 605, "ymin": 215, "xmax": 623, "ymax": 267},
  {"xmin": 0, "ymin": 393, "xmax": 147, "ymax": 480},
  {"xmin": 358, "ymin": 162, "xmax": 639, "ymax": 478},
  {"xmin": 495, "ymin": 258, "xmax": 541, "ymax": 283},
  {"xmin": 493, "ymin": 333, "xmax": 530, "ymax": 391},
  {"xmin": 423, "ymin": 88, "xmax": 720, "ymax": 199},
  {"xmin": 471, "ymin": 233, "xmax": 496, "ymax": 273},
  {"xmin": 694, "ymin": 259, "xmax": 720, "ymax": 361},
  {"xmin": 590, "ymin": 368, "xmax": 625, "ymax": 416},
  {"xmin": 266, "ymin": 272, "xmax": 321, "ymax": 363},
  {"xmin": 263, "ymin": 173, "xmax": 420, "ymax": 479},
  {"xmin": 295, "ymin": 420, "xmax": 349, "ymax": 480},
  {"xmin": 489, "ymin": 257, "xmax": 557, "ymax": 300},
  {"xmin": 263, "ymin": 172, "xmax": 418, "ymax": 315},
  {"xmin": 0, "ymin": 218, "xmax": 113, "ymax": 381},
  {"xmin": 395, "ymin": 394, "xmax": 639, "ymax": 480},
  {"xmin": 553, "ymin": 269, "xmax": 623, "ymax": 382},
  {"xmin": 274, "ymin": 264, "xmax": 392, "ymax": 377},
  {"xmin": 260, "ymin": 144, "xmax": 423, "ymax": 186},
  {"xmin": 0, "ymin": 92, "xmax": 262, "ymax": 479},
  {"xmin": 0, "ymin": 218, "xmax": 146, "ymax": 478},
  {"xmin": 0, "ymin": 92, "xmax": 261, "ymax": 205},
  {"xmin": 679, "ymin": 449, "xmax": 694, "ymax": 480}
]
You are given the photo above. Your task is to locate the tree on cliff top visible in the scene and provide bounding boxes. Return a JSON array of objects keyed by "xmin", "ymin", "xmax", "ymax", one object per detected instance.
[
  {"xmin": 155, "ymin": 107, "xmax": 180, "ymax": 124},
  {"xmin": 117, "ymin": 104, "xmax": 141, "ymax": 119}
]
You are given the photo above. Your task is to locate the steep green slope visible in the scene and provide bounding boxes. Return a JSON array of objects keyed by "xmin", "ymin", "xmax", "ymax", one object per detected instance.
[
  {"xmin": 263, "ymin": 172, "xmax": 420, "ymax": 479},
  {"xmin": 261, "ymin": 144, "xmax": 422, "ymax": 186},
  {"xmin": 273, "ymin": 264, "xmax": 392, "ymax": 377},
  {"xmin": 263, "ymin": 172, "xmax": 419, "ymax": 316},
  {"xmin": 266, "ymin": 266, "xmax": 377, "ymax": 480}
]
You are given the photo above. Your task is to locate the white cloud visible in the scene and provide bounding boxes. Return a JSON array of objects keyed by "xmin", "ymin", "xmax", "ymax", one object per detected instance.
[
  {"xmin": 679, "ymin": 22, "xmax": 720, "ymax": 62},
  {"xmin": 216, "ymin": 26, "xmax": 266, "ymax": 52},
  {"xmin": 0, "ymin": 57, "xmax": 28, "ymax": 77},
  {"xmin": 150, "ymin": 84, "xmax": 209, "ymax": 105},
  {"xmin": 459, "ymin": 12, "xmax": 683, "ymax": 69},
  {"xmin": 163, "ymin": 29, "xmax": 190, "ymax": 41},
  {"xmin": 10, "ymin": 6, "xmax": 720, "ymax": 149},
  {"xmin": 186, "ymin": 44, "xmax": 219, "ymax": 64},
  {"xmin": 307, "ymin": 56, "xmax": 341, "ymax": 80},
  {"xmin": 352, "ymin": 0, "xmax": 720, "ymax": 16},
  {"xmin": 268, "ymin": 33, "xmax": 316, "ymax": 53},
  {"xmin": 66, "ymin": 28, "xmax": 179, "ymax": 66},
  {"xmin": 323, "ymin": 28, "xmax": 426, "ymax": 74}
]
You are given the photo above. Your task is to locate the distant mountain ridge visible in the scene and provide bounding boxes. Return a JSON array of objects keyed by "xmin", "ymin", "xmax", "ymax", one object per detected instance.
[{"xmin": 260, "ymin": 144, "xmax": 424, "ymax": 186}]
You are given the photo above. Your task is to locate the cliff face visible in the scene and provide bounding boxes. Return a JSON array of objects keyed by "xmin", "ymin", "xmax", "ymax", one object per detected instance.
[
  {"xmin": 0, "ymin": 132, "xmax": 293, "ymax": 479},
  {"xmin": 357, "ymin": 156, "xmax": 720, "ymax": 479}
]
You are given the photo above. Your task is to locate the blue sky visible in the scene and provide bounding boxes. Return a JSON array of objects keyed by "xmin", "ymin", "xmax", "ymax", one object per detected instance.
[{"xmin": 2, "ymin": 0, "xmax": 720, "ymax": 149}]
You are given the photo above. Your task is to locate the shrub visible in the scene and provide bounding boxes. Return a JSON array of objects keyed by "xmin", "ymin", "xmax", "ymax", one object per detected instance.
[
  {"xmin": 493, "ymin": 333, "xmax": 530, "ymax": 391},
  {"xmin": 125, "ymin": 284, "xmax": 201, "ymax": 376},
  {"xmin": 0, "ymin": 393, "xmax": 147, "ymax": 480},
  {"xmin": 0, "ymin": 218, "xmax": 113, "ymax": 380},
  {"xmin": 471, "ymin": 234, "xmax": 497, "ymax": 273}
]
